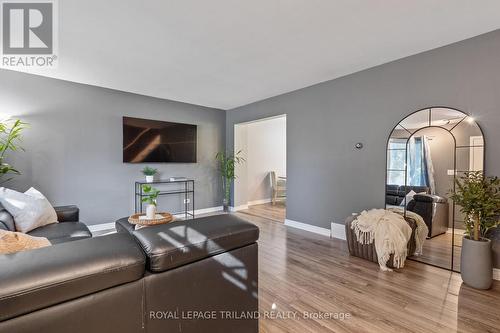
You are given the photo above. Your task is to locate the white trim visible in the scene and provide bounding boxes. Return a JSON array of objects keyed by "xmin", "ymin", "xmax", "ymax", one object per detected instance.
[
  {"xmin": 230, "ymin": 204, "xmax": 248, "ymax": 212},
  {"xmin": 494, "ymin": 268, "xmax": 500, "ymax": 281},
  {"xmin": 247, "ymin": 198, "xmax": 272, "ymax": 206},
  {"xmin": 87, "ymin": 206, "xmax": 224, "ymax": 232},
  {"xmin": 173, "ymin": 206, "xmax": 224, "ymax": 219},
  {"xmin": 235, "ymin": 114, "xmax": 287, "ymax": 126},
  {"xmin": 88, "ymin": 222, "xmax": 116, "ymax": 232},
  {"xmin": 285, "ymin": 219, "xmax": 331, "ymax": 237},
  {"xmin": 331, "ymin": 222, "xmax": 346, "ymax": 240},
  {"xmin": 194, "ymin": 206, "xmax": 223, "ymax": 215},
  {"xmin": 469, "ymin": 136, "xmax": 484, "ymax": 171}
]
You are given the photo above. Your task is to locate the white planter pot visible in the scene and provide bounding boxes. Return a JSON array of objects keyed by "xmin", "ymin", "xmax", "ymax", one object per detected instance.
[
  {"xmin": 145, "ymin": 175, "xmax": 154, "ymax": 183},
  {"xmin": 146, "ymin": 204, "xmax": 157, "ymax": 219}
]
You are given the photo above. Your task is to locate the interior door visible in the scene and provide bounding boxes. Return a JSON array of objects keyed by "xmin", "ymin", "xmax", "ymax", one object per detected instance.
[{"xmin": 469, "ymin": 136, "xmax": 484, "ymax": 171}]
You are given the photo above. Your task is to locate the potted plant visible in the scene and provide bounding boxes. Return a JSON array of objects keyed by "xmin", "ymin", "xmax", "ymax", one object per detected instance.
[
  {"xmin": 451, "ymin": 171, "xmax": 500, "ymax": 289},
  {"xmin": 141, "ymin": 184, "xmax": 160, "ymax": 219},
  {"xmin": 0, "ymin": 119, "xmax": 28, "ymax": 184},
  {"xmin": 142, "ymin": 166, "xmax": 157, "ymax": 183},
  {"xmin": 215, "ymin": 150, "xmax": 245, "ymax": 212}
]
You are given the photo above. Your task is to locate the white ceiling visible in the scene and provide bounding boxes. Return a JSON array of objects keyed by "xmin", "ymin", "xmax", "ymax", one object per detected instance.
[{"xmin": 4, "ymin": 1, "xmax": 500, "ymax": 110}]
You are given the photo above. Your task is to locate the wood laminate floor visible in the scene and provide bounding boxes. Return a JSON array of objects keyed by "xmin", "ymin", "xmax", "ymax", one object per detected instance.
[
  {"xmin": 411, "ymin": 233, "xmax": 463, "ymax": 272},
  {"xmin": 233, "ymin": 212, "xmax": 500, "ymax": 333},
  {"xmin": 240, "ymin": 203, "xmax": 286, "ymax": 223}
]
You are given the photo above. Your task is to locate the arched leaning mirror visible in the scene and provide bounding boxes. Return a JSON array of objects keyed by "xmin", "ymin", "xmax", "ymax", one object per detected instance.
[{"xmin": 385, "ymin": 107, "xmax": 485, "ymax": 272}]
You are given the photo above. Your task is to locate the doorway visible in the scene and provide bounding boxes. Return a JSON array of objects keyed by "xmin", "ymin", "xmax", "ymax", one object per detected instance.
[{"xmin": 233, "ymin": 115, "xmax": 287, "ymax": 223}]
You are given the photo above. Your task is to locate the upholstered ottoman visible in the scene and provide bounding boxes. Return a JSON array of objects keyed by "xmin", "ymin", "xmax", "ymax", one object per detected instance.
[{"xmin": 345, "ymin": 215, "xmax": 417, "ymax": 268}]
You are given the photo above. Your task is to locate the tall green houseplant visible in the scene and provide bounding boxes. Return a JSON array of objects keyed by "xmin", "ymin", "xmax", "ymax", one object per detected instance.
[
  {"xmin": 451, "ymin": 171, "xmax": 500, "ymax": 240},
  {"xmin": 215, "ymin": 150, "xmax": 245, "ymax": 211},
  {"xmin": 451, "ymin": 171, "xmax": 500, "ymax": 289},
  {"xmin": 0, "ymin": 119, "xmax": 28, "ymax": 184}
]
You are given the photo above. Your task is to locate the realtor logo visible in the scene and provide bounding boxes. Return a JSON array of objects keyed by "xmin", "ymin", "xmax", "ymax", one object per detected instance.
[{"xmin": 1, "ymin": 0, "xmax": 57, "ymax": 67}]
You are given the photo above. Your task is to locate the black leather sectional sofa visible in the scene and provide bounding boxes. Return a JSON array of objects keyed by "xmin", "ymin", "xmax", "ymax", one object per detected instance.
[
  {"xmin": 386, "ymin": 185, "xmax": 449, "ymax": 238},
  {"xmin": 385, "ymin": 185, "xmax": 430, "ymax": 206},
  {"xmin": 0, "ymin": 207, "xmax": 259, "ymax": 333},
  {"xmin": 0, "ymin": 205, "xmax": 92, "ymax": 243}
]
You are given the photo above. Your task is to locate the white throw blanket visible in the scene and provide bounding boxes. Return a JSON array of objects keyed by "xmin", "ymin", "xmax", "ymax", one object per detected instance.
[
  {"xmin": 387, "ymin": 208, "xmax": 428, "ymax": 256},
  {"xmin": 351, "ymin": 209, "xmax": 412, "ymax": 271}
]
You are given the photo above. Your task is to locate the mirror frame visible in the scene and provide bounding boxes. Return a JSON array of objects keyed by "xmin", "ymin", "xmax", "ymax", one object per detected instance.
[{"xmin": 385, "ymin": 106, "xmax": 486, "ymax": 272}]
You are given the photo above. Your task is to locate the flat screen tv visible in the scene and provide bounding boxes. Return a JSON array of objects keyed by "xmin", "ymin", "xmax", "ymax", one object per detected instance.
[{"xmin": 123, "ymin": 117, "xmax": 197, "ymax": 163}]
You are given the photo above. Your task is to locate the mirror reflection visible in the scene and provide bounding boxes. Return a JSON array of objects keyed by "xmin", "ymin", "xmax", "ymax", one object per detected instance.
[{"xmin": 386, "ymin": 107, "xmax": 484, "ymax": 271}]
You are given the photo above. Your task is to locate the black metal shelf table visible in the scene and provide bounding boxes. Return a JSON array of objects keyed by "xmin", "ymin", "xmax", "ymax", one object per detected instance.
[{"xmin": 135, "ymin": 179, "xmax": 195, "ymax": 219}]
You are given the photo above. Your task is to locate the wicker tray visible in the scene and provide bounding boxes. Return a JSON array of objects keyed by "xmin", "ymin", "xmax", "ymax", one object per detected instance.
[{"xmin": 128, "ymin": 212, "xmax": 174, "ymax": 226}]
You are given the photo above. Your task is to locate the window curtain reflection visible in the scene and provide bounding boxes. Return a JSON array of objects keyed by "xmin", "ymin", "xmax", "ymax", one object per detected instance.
[{"xmin": 407, "ymin": 136, "xmax": 436, "ymax": 193}]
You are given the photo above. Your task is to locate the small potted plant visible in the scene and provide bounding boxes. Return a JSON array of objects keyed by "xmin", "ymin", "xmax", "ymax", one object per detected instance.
[
  {"xmin": 215, "ymin": 150, "xmax": 245, "ymax": 212},
  {"xmin": 141, "ymin": 184, "xmax": 160, "ymax": 219},
  {"xmin": 142, "ymin": 166, "xmax": 157, "ymax": 183},
  {"xmin": 451, "ymin": 171, "xmax": 500, "ymax": 289}
]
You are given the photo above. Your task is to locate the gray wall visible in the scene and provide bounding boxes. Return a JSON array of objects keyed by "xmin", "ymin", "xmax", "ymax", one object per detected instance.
[
  {"xmin": 0, "ymin": 70, "xmax": 225, "ymax": 225},
  {"xmin": 226, "ymin": 29, "xmax": 500, "ymax": 267}
]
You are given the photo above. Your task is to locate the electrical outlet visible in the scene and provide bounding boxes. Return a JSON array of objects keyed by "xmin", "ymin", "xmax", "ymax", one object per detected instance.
[{"xmin": 184, "ymin": 198, "xmax": 191, "ymax": 204}]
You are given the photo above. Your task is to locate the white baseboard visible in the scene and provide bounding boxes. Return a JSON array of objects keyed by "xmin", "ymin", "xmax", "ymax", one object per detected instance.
[
  {"xmin": 247, "ymin": 198, "xmax": 272, "ymax": 206},
  {"xmin": 88, "ymin": 206, "xmax": 224, "ymax": 232},
  {"xmin": 284, "ymin": 219, "xmax": 331, "ymax": 237},
  {"xmin": 173, "ymin": 206, "xmax": 224, "ymax": 219},
  {"xmin": 194, "ymin": 206, "xmax": 223, "ymax": 215},
  {"xmin": 230, "ymin": 204, "xmax": 248, "ymax": 212},
  {"xmin": 331, "ymin": 222, "xmax": 346, "ymax": 240},
  {"xmin": 494, "ymin": 268, "xmax": 500, "ymax": 281}
]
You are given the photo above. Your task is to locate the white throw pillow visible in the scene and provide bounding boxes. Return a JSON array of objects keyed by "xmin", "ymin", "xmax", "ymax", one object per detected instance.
[
  {"xmin": 0, "ymin": 187, "xmax": 58, "ymax": 233},
  {"xmin": 400, "ymin": 190, "xmax": 416, "ymax": 207}
]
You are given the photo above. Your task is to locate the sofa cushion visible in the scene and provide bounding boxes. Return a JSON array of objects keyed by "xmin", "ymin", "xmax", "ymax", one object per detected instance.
[
  {"xmin": 131, "ymin": 214, "xmax": 259, "ymax": 272},
  {"xmin": 412, "ymin": 193, "xmax": 448, "ymax": 203},
  {"xmin": 28, "ymin": 222, "xmax": 92, "ymax": 244},
  {"xmin": 0, "ymin": 233, "xmax": 145, "ymax": 321},
  {"xmin": 0, "ymin": 187, "xmax": 58, "ymax": 233},
  {"xmin": 397, "ymin": 185, "xmax": 429, "ymax": 197},
  {"xmin": 0, "ymin": 205, "xmax": 15, "ymax": 231},
  {"xmin": 399, "ymin": 190, "xmax": 416, "ymax": 206},
  {"xmin": 385, "ymin": 195, "xmax": 399, "ymax": 206},
  {"xmin": 386, "ymin": 185, "xmax": 399, "ymax": 196}
]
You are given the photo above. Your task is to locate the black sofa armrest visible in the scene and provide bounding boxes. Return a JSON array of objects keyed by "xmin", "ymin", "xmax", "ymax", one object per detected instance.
[
  {"xmin": 0, "ymin": 233, "xmax": 145, "ymax": 322},
  {"xmin": 54, "ymin": 205, "xmax": 79, "ymax": 222},
  {"xmin": 408, "ymin": 194, "xmax": 448, "ymax": 238},
  {"xmin": 132, "ymin": 214, "xmax": 259, "ymax": 272},
  {"xmin": 412, "ymin": 193, "xmax": 447, "ymax": 203}
]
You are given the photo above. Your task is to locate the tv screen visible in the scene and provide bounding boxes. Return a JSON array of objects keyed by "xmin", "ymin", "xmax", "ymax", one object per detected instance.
[{"xmin": 123, "ymin": 117, "xmax": 197, "ymax": 163}]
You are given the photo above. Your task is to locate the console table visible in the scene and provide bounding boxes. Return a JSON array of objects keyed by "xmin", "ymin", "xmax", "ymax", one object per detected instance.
[{"xmin": 135, "ymin": 179, "xmax": 195, "ymax": 219}]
